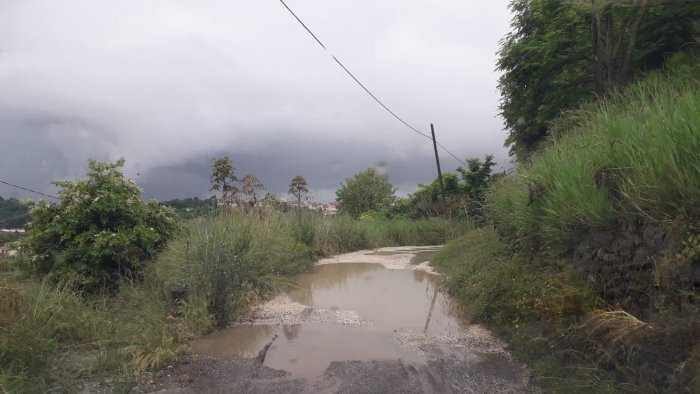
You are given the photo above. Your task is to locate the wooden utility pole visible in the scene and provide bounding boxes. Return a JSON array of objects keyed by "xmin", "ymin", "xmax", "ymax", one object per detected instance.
[{"xmin": 430, "ymin": 124, "xmax": 446, "ymax": 201}]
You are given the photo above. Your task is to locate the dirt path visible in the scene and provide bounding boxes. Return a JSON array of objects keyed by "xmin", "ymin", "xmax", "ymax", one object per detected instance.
[{"xmin": 140, "ymin": 246, "xmax": 535, "ymax": 394}]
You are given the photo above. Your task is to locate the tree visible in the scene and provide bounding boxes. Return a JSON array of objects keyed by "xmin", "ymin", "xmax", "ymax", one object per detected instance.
[
  {"xmin": 498, "ymin": 0, "xmax": 700, "ymax": 159},
  {"xmin": 497, "ymin": 0, "xmax": 593, "ymax": 160},
  {"xmin": 240, "ymin": 174, "xmax": 266, "ymax": 208},
  {"xmin": 336, "ymin": 168, "xmax": 396, "ymax": 218},
  {"xmin": 210, "ymin": 156, "xmax": 238, "ymax": 207},
  {"xmin": 457, "ymin": 155, "xmax": 497, "ymax": 223},
  {"xmin": 0, "ymin": 197, "xmax": 30, "ymax": 229},
  {"xmin": 23, "ymin": 159, "xmax": 179, "ymax": 289},
  {"xmin": 288, "ymin": 176, "xmax": 310, "ymax": 208}
]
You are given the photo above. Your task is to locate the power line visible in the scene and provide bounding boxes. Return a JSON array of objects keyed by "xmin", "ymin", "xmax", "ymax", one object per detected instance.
[
  {"xmin": 0, "ymin": 180, "xmax": 59, "ymax": 200},
  {"xmin": 277, "ymin": 0, "xmax": 473, "ymax": 165}
]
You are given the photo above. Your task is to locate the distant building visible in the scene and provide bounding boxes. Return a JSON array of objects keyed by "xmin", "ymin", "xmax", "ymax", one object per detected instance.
[{"xmin": 0, "ymin": 229, "xmax": 25, "ymax": 234}]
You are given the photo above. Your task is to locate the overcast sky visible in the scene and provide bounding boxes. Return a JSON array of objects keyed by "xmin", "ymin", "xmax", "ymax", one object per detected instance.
[{"xmin": 0, "ymin": 0, "xmax": 512, "ymax": 202}]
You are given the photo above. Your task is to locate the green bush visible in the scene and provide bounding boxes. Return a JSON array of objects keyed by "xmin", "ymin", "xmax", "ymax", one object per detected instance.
[{"xmin": 22, "ymin": 159, "xmax": 180, "ymax": 289}]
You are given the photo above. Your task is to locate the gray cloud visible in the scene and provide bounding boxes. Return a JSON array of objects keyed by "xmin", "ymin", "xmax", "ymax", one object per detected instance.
[{"xmin": 0, "ymin": 0, "xmax": 512, "ymax": 201}]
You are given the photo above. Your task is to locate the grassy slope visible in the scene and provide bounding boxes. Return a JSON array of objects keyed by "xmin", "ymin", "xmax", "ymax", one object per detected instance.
[
  {"xmin": 433, "ymin": 57, "xmax": 700, "ymax": 393},
  {"xmin": 488, "ymin": 55, "xmax": 700, "ymax": 250},
  {"xmin": 0, "ymin": 211, "xmax": 467, "ymax": 393}
]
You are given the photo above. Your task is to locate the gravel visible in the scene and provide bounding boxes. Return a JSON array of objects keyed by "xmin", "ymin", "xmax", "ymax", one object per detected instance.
[
  {"xmin": 316, "ymin": 246, "xmax": 442, "ymax": 274},
  {"xmin": 238, "ymin": 295, "xmax": 369, "ymax": 326}
]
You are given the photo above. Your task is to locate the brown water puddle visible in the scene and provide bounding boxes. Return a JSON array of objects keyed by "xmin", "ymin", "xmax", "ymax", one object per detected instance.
[{"xmin": 191, "ymin": 262, "xmax": 466, "ymax": 379}]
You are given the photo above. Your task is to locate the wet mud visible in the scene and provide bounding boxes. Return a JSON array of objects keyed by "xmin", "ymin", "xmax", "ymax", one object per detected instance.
[{"xmin": 143, "ymin": 246, "xmax": 535, "ymax": 393}]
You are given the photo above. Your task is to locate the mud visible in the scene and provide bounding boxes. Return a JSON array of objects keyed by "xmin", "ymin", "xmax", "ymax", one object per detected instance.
[{"xmin": 139, "ymin": 246, "xmax": 535, "ymax": 393}]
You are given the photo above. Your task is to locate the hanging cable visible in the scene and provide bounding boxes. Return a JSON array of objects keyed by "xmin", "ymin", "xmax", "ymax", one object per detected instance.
[{"xmin": 0, "ymin": 180, "xmax": 59, "ymax": 200}]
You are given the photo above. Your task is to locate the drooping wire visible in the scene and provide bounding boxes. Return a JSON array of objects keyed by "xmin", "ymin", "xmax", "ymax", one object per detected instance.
[
  {"xmin": 0, "ymin": 180, "xmax": 59, "ymax": 200},
  {"xmin": 276, "ymin": 0, "xmax": 437, "ymax": 143}
]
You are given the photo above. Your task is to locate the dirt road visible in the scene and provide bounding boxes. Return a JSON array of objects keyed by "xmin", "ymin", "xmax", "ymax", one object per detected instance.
[{"xmin": 142, "ymin": 246, "xmax": 535, "ymax": 393}]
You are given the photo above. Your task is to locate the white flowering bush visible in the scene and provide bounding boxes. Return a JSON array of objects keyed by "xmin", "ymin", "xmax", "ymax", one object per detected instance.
[{"xmin": 23, "ymin": 159, "xmax": 179, "ymax": 289}]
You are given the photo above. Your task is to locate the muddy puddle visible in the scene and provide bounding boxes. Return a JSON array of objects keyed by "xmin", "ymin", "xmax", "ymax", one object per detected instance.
[{"xmin": 189, "ymin": 246, "xmax": 518, "ymax": 386}]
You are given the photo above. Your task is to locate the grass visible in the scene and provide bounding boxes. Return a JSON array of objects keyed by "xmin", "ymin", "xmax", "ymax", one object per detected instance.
[
  {"xmin": 432, "ymin": 229, "xmax": 655, "ymax": 393},
  {"xmin": 155, "ymin": 210, "xmax": 467, "ymax": 330},
  {"xmin": 1, "ymin": 210, "xmax": 466, "ymax": 392},
  {"xmin": 488, "ymin": 55, "xmax": 700, "ymax": 250},
  {"xmin": 433, "ymin": 54, "xmax": 700, "ymax": 393}
]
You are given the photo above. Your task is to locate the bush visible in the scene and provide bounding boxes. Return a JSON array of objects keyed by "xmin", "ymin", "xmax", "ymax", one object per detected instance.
[{"xmin": 23, "ymin": 159, "xmax": 180, "ymax": 289}]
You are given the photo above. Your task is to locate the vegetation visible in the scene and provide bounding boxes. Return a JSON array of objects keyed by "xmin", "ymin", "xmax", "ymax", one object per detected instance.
[
  {"xmin": 288, "ymin": 175, "xmax": 310, "ymax": 206},
  {"xmin": 498, "ymin": 0, "xmax": 700, "ymax": 159},
  {"xmin": 0, "ymin": 197, "xmax": 30, "ymax": 229},
  {"xmin": 209, "ymin": 156, "xmax": 239, "ymax": 208},
  {"xmin": 156, "ymin": 210, "xmax": 466, "ymax": 328},
  {"xmin": 161, "ymin": 197, "xmax": 216, "ymax": 219},
  {"xmin": 489, "ymin": 54, "xmax": 700, "ymax": 251},
  {"xmin": 240, "ymin": 174, "xmax": 266, "ymax": 208},
  {"xmin": 2, "ymin": 199, "xmax": 465, "ymax": 392},
  {"xmin": 22, "ymin": 159, "xmax": 180, "ymax": 290},
  {"xmin": 434, "ymin": 55, "xmax": 700, "ymax": 392},
  {"xmin": 336, "ymin": 168, "xmax": 396, "ymax": 218},
  {"xmin": 392, "ymin": 155, "xmax": 498, "ymax": 222}
]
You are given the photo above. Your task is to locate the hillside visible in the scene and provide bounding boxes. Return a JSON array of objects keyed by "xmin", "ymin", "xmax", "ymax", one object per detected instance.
[{"xmin": 434, "ymin": 55, "xmax": 700, "ymax": 392}]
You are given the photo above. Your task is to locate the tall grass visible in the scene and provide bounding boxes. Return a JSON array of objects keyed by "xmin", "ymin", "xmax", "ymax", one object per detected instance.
[
  {"xmin": 488, "ymin": 57, "xmax": 700, "ymax": 248},
  {"xmin": 155, "ymin": 210, "xmax": 467, "ymax": 330},
  {"xmin": 0, "ymin": 270, "xmax": 179, "ymax": 393}
]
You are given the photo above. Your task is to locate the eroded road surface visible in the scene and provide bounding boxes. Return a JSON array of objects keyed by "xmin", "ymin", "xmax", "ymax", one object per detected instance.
[{"xmin": 145, "ymin": 246, "xmax": 534, "ymax": 393}]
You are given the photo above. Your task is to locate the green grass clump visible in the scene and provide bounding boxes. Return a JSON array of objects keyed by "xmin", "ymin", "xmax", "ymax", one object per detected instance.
[{"xmin": 488, "ymin": 57, "xmax": 700, "ymax": 249}]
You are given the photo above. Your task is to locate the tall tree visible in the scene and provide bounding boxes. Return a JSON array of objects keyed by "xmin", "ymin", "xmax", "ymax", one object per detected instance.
[
  {"xmin": 240, "ymin": 174, "xmax": 266, "ymax": 208},
  {"xmin": 498, "ymin": 0, "xmax": 700, "ymax": 160},
  {"xmin": 288, "ymin": 176, "xmax": 310, "ymax": 208},
  {"xmin": 210, "ymin": 156, "xmax": 238, "ymax": 208},
  {"xmin": 336, "ymin": 168, "xmax": 396, "ymax": 218}
]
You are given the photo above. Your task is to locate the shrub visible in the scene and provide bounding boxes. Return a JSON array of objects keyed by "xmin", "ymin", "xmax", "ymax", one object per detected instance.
[{"xmin": 22, "ymin": 159, "xmax": 180, "ymax": 289}]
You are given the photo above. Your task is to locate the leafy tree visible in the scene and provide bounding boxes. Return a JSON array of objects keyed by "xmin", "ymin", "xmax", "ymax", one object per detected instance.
[
  {"xmin": 498, "ymin": 0, "xmax": 700, "ymax": 159},
  {"xmin": 498, "ymin": 0, "xmax": 593, "ymax": 159},
  {"xmin": 336, "ymin": 168, "xmax": 396, "ymax": 218},
  {"xmin": 210, "ymin": 156, "xmax": 239, "ymax": 207},
  {"xmin": 457, "ymin": 155, "xmax": 497, "ymax": 223},
  {"xmin": 240, "ymin": 174, "xmax": 266, "ymax": 208},
  {"xmin": 0, "ymin": 197, "xmax": 30, "ymax": 229},
  {"xmin": 288, "ymin": 176, "xmax": 310, "ymax": 207},
  {"xmin": 393, "ymin": 155, "xmax": 497, "ymax": 222},
  {"xmin": 23, "ymin": 159, "xmax": 179, "ymax": 289}
]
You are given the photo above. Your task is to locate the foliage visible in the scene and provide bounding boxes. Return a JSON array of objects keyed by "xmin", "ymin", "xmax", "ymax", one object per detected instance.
[
  {"xmin": 161, "ymin": 197, "xmax": 216, "ymax": 219},
  {"xmin": 395, "ymin": 155, "xmax": 497, "ymax": 222},
  {"xmin": 336, "ymin": 168, "xmax": 396, "ymax": 218},
  {"xmin": 498, "ymin": 0, "xmax": 700, "ymax": 159},
  {"xmin": 0, "ymin": 197, "xmax": 30, "ymax": 229},
  {"xmin": 432, "ymin": 229, "xmax": 637, "ymax": 393},
  {"xmin": 155, "ymin": 210, "xmax": 467, "ymax": 328},
  {"xmin": 210, "ymin": 156, "xmax": 239, "ymax": 207},
  {"xmin": 0, "ymin": 270, "xmax": 180, "ymax": 393},
  {"xmin": 240, "ymin": 174, "xmax": 266, "ymax": 208},
  {"xmin": 22, "ymin": 159, "xmax": 180, "ymax": 289},
  {"xmin": 288, "ymin": 175, "xmax": 310, "ymax": 206},
  {"xmin": 489, "ymin": 56, "xmax": 700, "ymax": 250}
]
